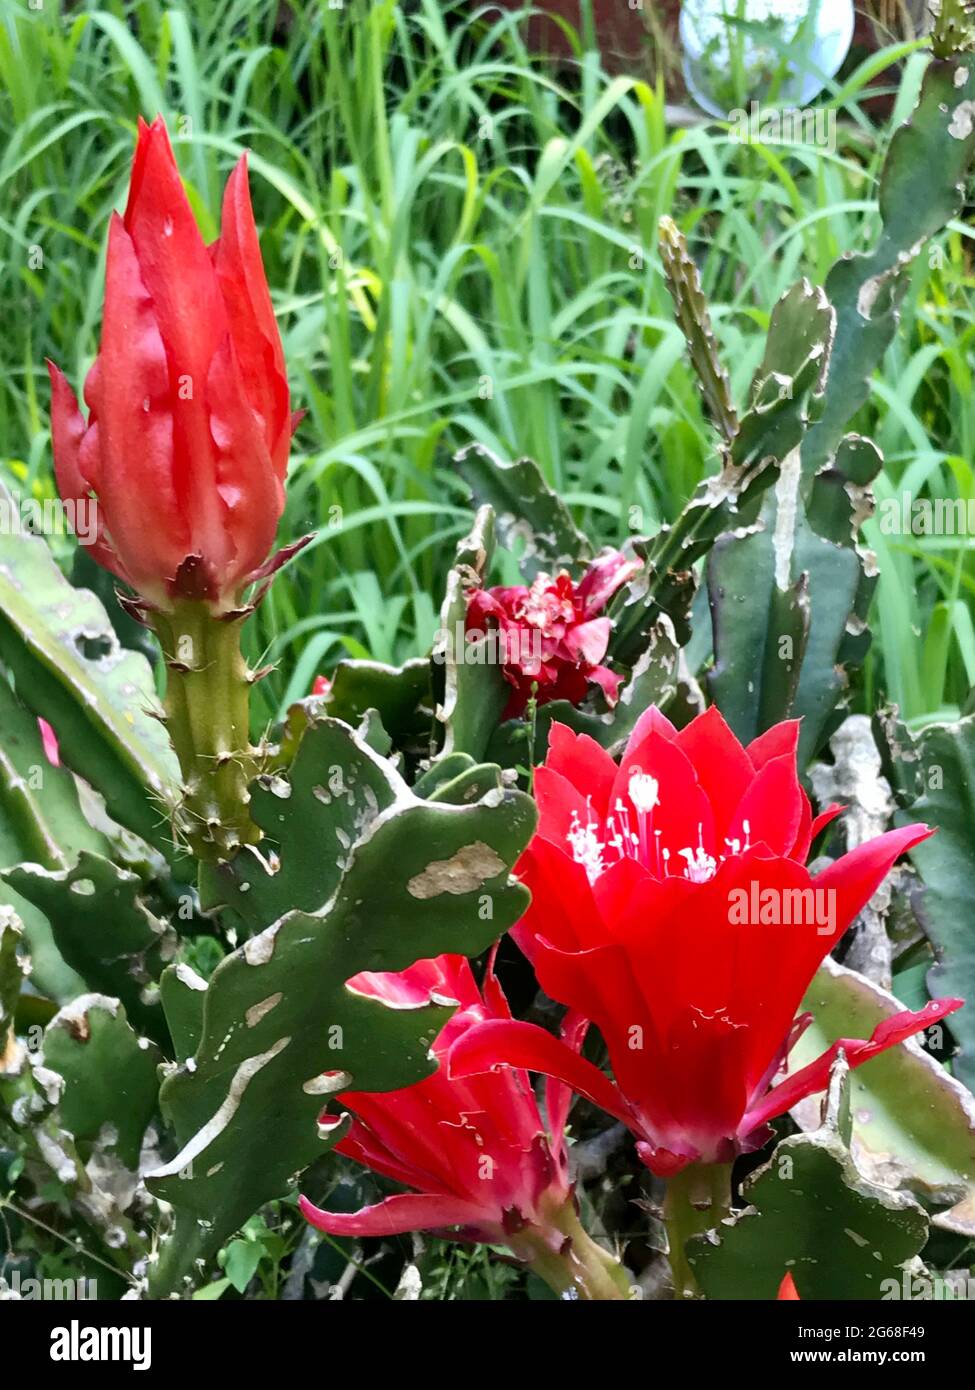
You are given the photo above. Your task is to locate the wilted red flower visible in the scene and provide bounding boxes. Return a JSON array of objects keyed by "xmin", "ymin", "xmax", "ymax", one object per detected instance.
[
  {"xmin": 48, "ymin": 116, "xmax": 298, "ymax": 615},
  {"xmin": 299, "ymin": 954, "xmax": 575, "ymax": 1247},
  {"xmin": 450, "ymin": 707, "xmax": 962, "ymax": 1177},
  {"xmin": 465, "ymin": 550, "xmax": 640, "ymax": 719}
]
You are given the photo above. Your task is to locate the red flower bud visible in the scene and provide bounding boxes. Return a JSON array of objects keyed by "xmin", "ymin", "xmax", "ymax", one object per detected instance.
[{"xmin": 48, "ymin": 117, "xmax": 294, "ymax": 614}]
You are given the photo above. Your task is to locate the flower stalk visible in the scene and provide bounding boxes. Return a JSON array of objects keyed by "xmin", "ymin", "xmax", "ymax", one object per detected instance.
[
  {"xmin": 152, "ymin": 601, "xmax": 261, "ymax": 861},
  {"xmin": 663, "ymin": 1162, "xmax": 732, "ymax": 1300},
  {"xmin": 515, "ymin": 1198, "xmax": 632, "ymax": 1301}
]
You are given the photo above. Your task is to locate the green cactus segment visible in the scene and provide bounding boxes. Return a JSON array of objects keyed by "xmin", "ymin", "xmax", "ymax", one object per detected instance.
[
  {"xmin": 658, "ymin": 216, "xmax": 739, "ymax": 446},
  {"xmin": 802, "ymin": 56, "xmax": 975, "ymax": 477},
  {"xmin": 453, "ymin": 443, "xmax": 591, "ymax": 579},
  {"xmin": 317, "ymin": 658, "xmax": 432, "ymax": 750},
  {"xmin": 43, "ymin": 995, "xmax": 163, "ymax": 1169},
  {"xmin": 159, "ymin": 964, "xmax": 207, "ymax": 1064},
  {"xmin": 876, "ymin": 712, "xmax": 975, "ymax": 1091},
  {"xmin": 0, "ymin": 483, "xmax": 179, "ymax": 847},
  {"xmin": 791, "ymin": 957, "xmax": 975, "ymax": 1237},
  {"xmin": 434, "ymin": 504, "xmax": 508, "ymax": 762},
  {"xmin": 211, "ymin": 716, "xmax": 401, "ymax": 925},
  {"xmin": 147, "ymin": 736, "xmax": 535, "ymax": 1291},
  {"xmin": 0, "ymin": 678, "xmax": 103, "ymax": 999},
  {"xmin": 708, "ymin": 437, "xmax": 881, "ymax": 763},
  {"xmin": 4, "ymin": 851, "xmax": 176, "ymax": 1045},
  {"xmin": 611, "ymin": 280, "xmax": 835, "ymax": 666},
  {"xmin": 687, "ymin": 1059, "xmax": 929, "ymax": 1300},
  {"xmin": 0, "ymin": 912, "xmax": 24, "ymax": 1061}
]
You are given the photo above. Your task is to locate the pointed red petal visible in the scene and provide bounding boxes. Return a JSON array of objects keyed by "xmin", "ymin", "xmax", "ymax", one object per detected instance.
[
  {"xmin": 742, "ymin": 996, "xmax": 963, "ymax": 1133},
  {"xmin": 299, "ymin": 1191, "xmax": 487, "ymax": 1238}
]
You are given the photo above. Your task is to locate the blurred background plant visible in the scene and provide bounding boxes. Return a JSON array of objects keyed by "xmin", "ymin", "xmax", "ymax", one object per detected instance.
[{"xmin": 1, "ymin": 0, "xmax": 972, "ymax": 741}]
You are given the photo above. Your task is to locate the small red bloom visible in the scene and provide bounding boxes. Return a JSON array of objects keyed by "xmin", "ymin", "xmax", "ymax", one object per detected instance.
[
  {"xmin": 298, "ymin": 954, "xmax": 575, "ymax": 1248},
  {"xmin": 311, "ymin": 675, "xmax": 331, "ymax": 697},
  {"xmin": 48, "ymin": 117, "xmax": 295, "ymax": 614},
  {"xmin": 465, "ymin": 550, "xmax": 640, "ymax": 719},
  {"xmin": 450, "ymin": 707, "xmax": 962, "ymax": 1176}
]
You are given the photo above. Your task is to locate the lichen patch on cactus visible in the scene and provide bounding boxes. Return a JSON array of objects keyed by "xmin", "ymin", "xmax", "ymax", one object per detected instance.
[{"xmin": 406, "ymin": 842, "xmax": 506, "ymax": 899}]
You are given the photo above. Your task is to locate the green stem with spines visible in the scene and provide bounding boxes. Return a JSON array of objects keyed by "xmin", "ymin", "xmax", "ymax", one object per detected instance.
[
  {"xmin": 151, "ymin": 600, "xmax": 262, "ymax": 863},
  {"xmin": 663, "ymin": 1161, "xmax": 733, "ymax": 1300},
  {"xmin": 514, "ymin": 1197, "xmax": 633, "ymax": 1301}
]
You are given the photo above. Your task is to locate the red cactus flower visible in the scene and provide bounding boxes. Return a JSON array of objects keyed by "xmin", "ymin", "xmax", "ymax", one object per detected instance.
[
  {"xmin": 299, "ymin": 953, "xmax": 575, "ymax": 1247},
  {"xmin": 465, "ymin": 550, "xmax": 640, "ymax": 719},
  {"xmin": 311, "ymin": 675, "xmax": 331, "ymax": 697},
  {"xmin": 47, "ymin": 116, "xmax": 300, "ymax": 615},
  {"xmin": 450, "ymin": 707, "xmax": 962, "ymax": 1177},
  {"xmin": 778, "ymin": 1272, "xmax": 800, "ymax": 1300}
]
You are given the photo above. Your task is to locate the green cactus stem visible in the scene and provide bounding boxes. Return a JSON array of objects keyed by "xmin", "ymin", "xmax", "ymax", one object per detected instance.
[
  {"xmin": 515, "ymin": 1197, "xmax": 633, "ymax": 1301},
  {"xmin": 663, "ymin": 1162, "xmax": 733, "ymax": 1300},
  {"xmin": 150, "ymin": 602, "xmax": 262, "ymax": 862}
]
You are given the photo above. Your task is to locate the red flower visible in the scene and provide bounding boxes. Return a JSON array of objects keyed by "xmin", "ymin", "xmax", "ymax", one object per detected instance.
[
  {"xmin": 311, "ymin": 675, "xmax": 331, "ymax": 697},
  {"xmin": 465, "ymin": 550, "xmax": 640, "ymax": 719},
  {"xmin": 48, "ymin": 117, "xmax": 295, "ymax": 614},
  {"xmin": 299, "ymin": 954, "xmax": 575, "ymax": 1248},
  {"xmin": 450, "ymin": 707, "xmax": 962, "ymax": 1177}
]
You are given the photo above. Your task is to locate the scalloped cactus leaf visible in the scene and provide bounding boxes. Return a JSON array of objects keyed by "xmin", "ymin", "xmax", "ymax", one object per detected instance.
[
  {"xmin": 318, "ymin": 656, "xmax": 432, "ymax": 749},
  {"xmin": 790, "ymin": 957, "xmax": 975, "ymax": 1237},
  {"xmin": 145, "ymin": 721, "xmax": 535, "ymax": 1294},
  {"xmin": 4, "ymin": 851, "xmax": 176, "ymax": 1045},
  {"xmin": 0, "ymin": 483, "xmax": 179, "ymax": 847},
  {"xmin": 0, "ymin": 911, "xmax": 24, "ymax": 1070},
  {"xmin": 877, "ymin": 713, "xmax": 975, "ymax": 1090},
  {"xmin": 707, "ymin": 437, "xmax": 881, "ymax": 764},
  {"xmin": 209, "ymin": 716, "xmax": 404, "ymax": 925},
  {"xmin": 0, "ymin": 677, "xmax": 105, "ymax": 1000},
  {"xmin": 43, "ymin": 995, "xmax": 163, "ymax": 1169},
  {"xmin": 611, "ymin": 280, "xmax": 835, "ymax": 665},
  {"xmin": 802, "ymin": 54, "xmax": 975, "ymax": 477},
  {"xmin": 688, "ymin": 1059, "xmax": 929, "ymax": 1300},
  {"xmin": 453, "ymin": 442, "xmax": 591, "ymax": 579}
]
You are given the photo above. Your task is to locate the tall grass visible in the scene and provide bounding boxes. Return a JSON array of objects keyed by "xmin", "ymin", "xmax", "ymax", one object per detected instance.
[{"xmin": 1, "ymin": 0, "xmax": 972, "ymax": 729}]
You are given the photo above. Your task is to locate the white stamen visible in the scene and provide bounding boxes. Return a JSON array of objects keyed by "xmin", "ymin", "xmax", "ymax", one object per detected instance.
[
  {"xmin": 567, "ymin": 810, "xmax": 605, "ymax": 884},
  {"xmin": 628, "ymin": 771, "xmax": 659, "ymax": 813},
  {"xmin": 679, "ymin": 846, "xmax": 717, "ymax": 883}
]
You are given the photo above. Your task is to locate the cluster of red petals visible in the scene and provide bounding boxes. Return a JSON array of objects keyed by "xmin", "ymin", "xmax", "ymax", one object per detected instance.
[
  {"xmin": 311, "ymin": 674, "xmax": 331, "ymax": 697},
  {"xmin": 48, "ymin": 117, "xmax": 294, "ymax": 613},
  {"xmin": 298, "ymin": 954, "xmax": 573, "ymax": 1245},
  {"xmin": 449, "ymin": 706, "xmax": 962, "ymax": 1177},
  {"xmin": 465, "ymin": 550, "xmax": 640, "ymax": 719}
]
